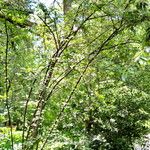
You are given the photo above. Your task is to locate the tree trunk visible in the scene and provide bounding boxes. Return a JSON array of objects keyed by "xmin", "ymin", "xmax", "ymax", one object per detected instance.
[{"xmin": 63, "ymin": 0, "xmax": 72, "ymax": 15}]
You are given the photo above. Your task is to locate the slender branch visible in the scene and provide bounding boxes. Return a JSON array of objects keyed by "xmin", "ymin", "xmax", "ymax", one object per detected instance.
[
  {"xmin": 54, "ymin": 11, "xmax": 60, "ymax": 46},
  {"xmin": 22, "ymin": 78, "xmax": 37, "ymax": 149},
  {"xmin": 4, "ymin": 19, "xmax": 14, "ymax": 150},
  {"xmin": 101, "ymin": 40, "xmax": 134, "ymax": 51},
  {"xmin": 38, "ymin": 15, "xmax": 59, "ymax": 50}
]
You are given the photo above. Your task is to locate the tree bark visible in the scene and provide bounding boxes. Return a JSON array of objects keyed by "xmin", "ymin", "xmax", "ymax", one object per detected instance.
[{"xmin": 63, "ymin": 0, "xmax": 72, "ymax": 15}]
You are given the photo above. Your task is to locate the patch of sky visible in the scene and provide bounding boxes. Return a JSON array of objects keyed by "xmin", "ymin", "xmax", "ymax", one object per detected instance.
[
  {"xmin": 36, "ymin": 0, "xmax": 62, "ymax": 7},
  {"xmin": 38, "ymin": 0, "xmax": 53, "ymax": 7}
]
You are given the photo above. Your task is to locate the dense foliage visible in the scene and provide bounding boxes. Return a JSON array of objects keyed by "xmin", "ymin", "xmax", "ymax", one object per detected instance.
[{"xmin": 0, "ymin": 0, "xmax": 150, "ymax": 149}]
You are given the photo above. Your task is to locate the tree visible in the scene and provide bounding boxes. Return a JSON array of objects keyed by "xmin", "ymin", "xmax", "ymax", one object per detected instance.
[{"xmin": 0, "ymin": 0, "xmax": 150, "ymax": 149}]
